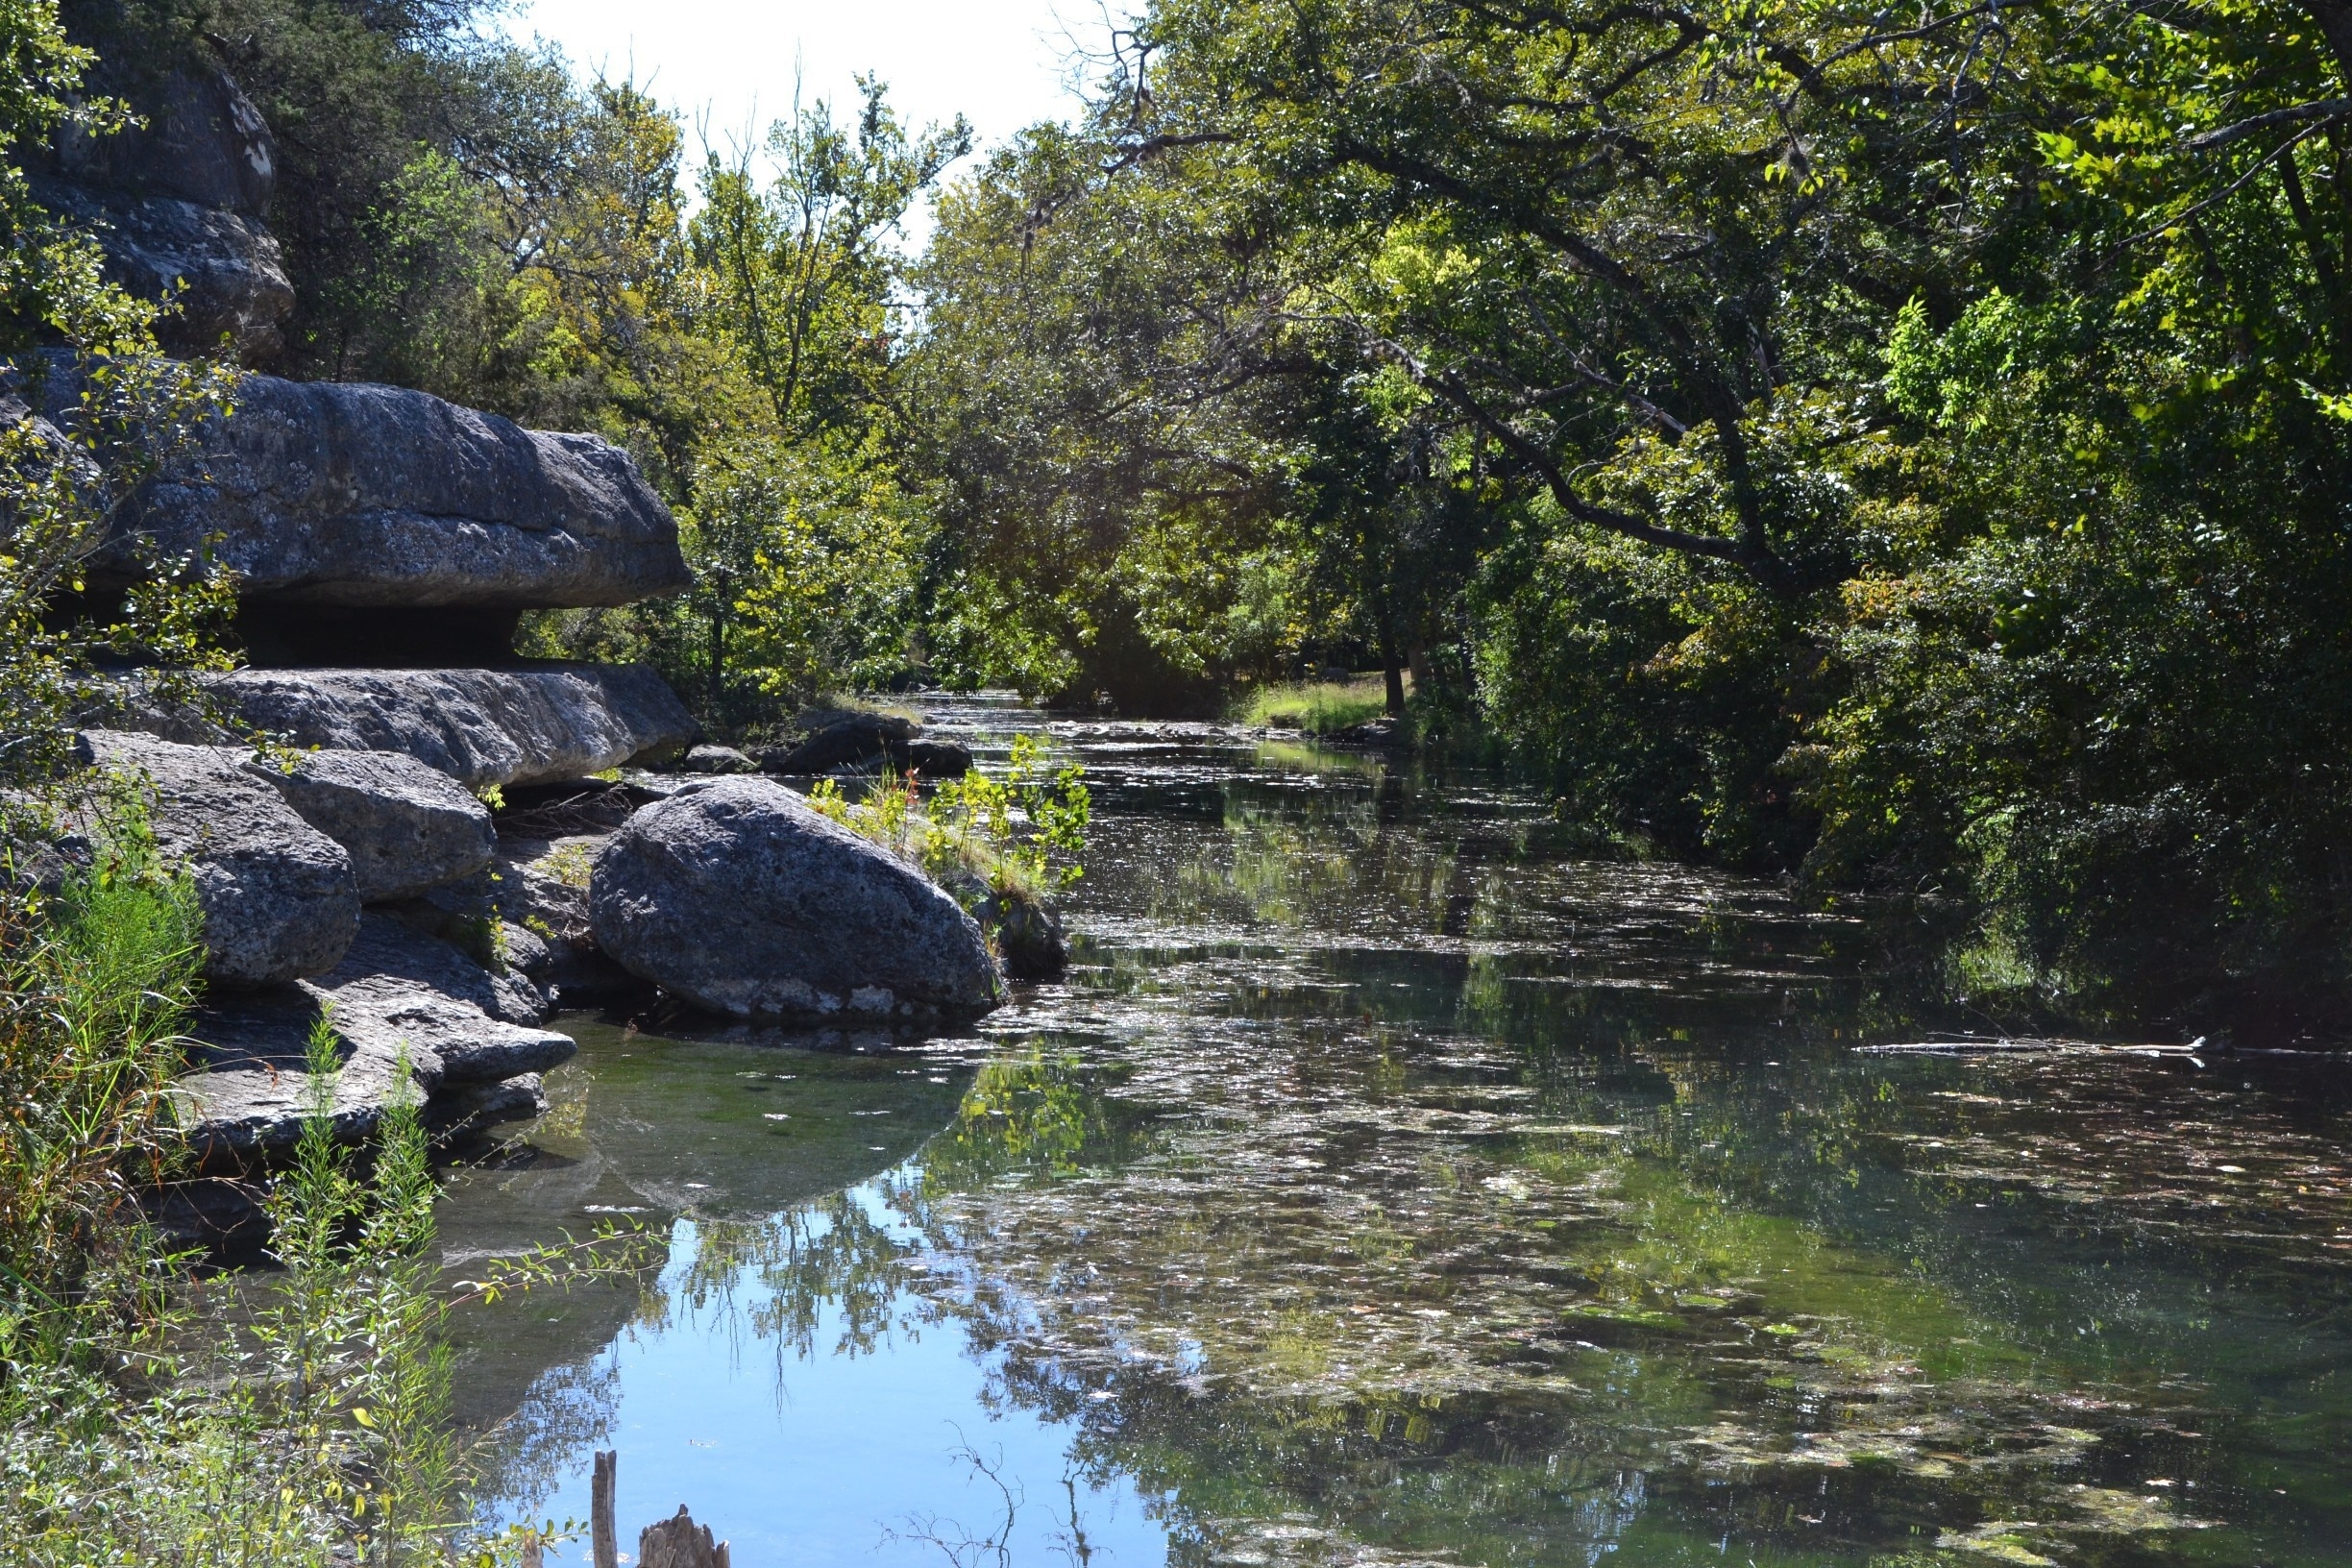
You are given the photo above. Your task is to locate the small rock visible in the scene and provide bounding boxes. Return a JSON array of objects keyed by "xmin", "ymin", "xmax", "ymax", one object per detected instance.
[
  {"xmin": 757, "ymin": 711, "xmax": 920, "ymax": 774},
  {"xmin": 500, "ymin": 919, "xmax": 552, "ymax": 981},
  {"xmin": 431, "ymin": 1072, "xmax": 548, "ymax": 1132},
  {"xmin": 82, "ymin": 730, "xmax": 358, "ymax": 985},
  {"xmin": 243, "ymin": 747, "xmax": 494, "ymax": 901},
  {"xmin": 902, "ymin": 738, "xmax": 973, "ymax": 777},
  {"xmin": 679, "ymin": 744, "xmax": 758, "ymax": 774},
  {"xmin": 978, "ymin": 884, "xmax": 1067, "ymax": 979},
  {"xmin": 588, "ymin": 776, "xmax": 1000, "ymax": 1024}
]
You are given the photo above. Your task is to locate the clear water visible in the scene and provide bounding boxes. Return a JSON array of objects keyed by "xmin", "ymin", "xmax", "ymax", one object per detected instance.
[{"xmin": 441, "ymin": 698, "xmax": 2352, "ymax": 1567}]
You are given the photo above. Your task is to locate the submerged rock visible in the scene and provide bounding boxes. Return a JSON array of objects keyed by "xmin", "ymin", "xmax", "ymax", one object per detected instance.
[
  {"xmin": 49, "ymin": 372, "xmax": 690, "ymax": 607},
  {"xmin": 244, "ymin": 747, "xmax": 495, "ymax": 901},
  {"xmin": 82, "ymin": 729, "xmax": 358, "ymax": 985},
  {"xmin": 433, "ymin": 1071, "xmax": 548, "ymax": 1132},
  {"xmin": 588, "ymin": 776, "xmax": 1001, "ymax": 1024},
  {"xmin": 105, "ymin": 663, "xmax": 696, "ymax": 790}
]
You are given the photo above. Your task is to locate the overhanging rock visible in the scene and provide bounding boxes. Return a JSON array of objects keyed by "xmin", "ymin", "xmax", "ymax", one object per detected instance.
[
  {"xmin": 55, "ymin": 371, "xmax": 691, "ymax": 607},
  {"xmin": 108, "ymin": 663, "xmax": 698, "ymax": 791}
]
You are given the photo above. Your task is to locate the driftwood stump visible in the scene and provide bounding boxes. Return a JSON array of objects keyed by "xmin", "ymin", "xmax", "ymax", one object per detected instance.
[
  {"xmin": 639, "ymin": 1505, "xmax": 731, "ymax": 1568},
  {"xmin": 591, "ymin": 1449, "xmax": 619, "ymax": 1568}
]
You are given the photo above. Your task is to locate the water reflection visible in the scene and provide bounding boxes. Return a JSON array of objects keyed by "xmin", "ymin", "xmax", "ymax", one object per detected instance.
[{"xmin": 449, "ymin": 699, "xmax": 2352, "ymax": 1567}]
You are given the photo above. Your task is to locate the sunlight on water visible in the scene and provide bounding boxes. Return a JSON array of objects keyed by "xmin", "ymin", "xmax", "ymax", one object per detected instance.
[{"xmin": 442, "ymin": 696, "xmax": 2352, "ymax": 1568}]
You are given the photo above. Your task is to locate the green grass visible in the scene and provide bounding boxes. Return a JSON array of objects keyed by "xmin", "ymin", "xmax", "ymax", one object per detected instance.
[{"xmin": 1231, "ymin": 675, "xmax": 1396, "ymax": 734}]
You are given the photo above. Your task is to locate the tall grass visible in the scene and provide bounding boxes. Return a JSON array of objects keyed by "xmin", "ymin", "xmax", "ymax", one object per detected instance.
[
  {"xmin": 1230, "ymin": 675, "xmax": 1395, "ymax": 734},
  {"xmin": 0, "ymin": 797, "xmax": 632, "ymax": 1566},
  {"xmin": 0, "ymin": 803, "xmax": 203, "ymax": 1369}
]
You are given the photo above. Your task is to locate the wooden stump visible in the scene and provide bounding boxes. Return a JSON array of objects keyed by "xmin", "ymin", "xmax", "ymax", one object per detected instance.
[
  {"xmin": 591, "ymin": 1449, "xmax": 619, "ymax": 1568},
  {"xmin": 639, "ymin": 1505, "xmax": 730, "ymax": 1568}
]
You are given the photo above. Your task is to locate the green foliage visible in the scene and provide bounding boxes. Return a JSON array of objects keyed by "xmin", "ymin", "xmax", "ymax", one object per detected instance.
[
  {"xmin": 894, "ymin": 0, "xmax": 2352, "ymax": 1027},
  {"xmin": 807, "ymin": 733, "xmax": 1090, "ymax": 898},
  {"xmin": 1232, "ymin": 676, "xmax": 1391, "ymax": 735},
  {"xmin": 0, "ymin": 786, "xmax": 201, "ymax": 1368}
]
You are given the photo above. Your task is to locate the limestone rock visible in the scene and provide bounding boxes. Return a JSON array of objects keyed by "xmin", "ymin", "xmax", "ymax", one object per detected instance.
[
  {"xmin": 588, "ymin": 777, "xmax": 1001, "ymax": 1024},
  {"xmin": 74, "ymin": 372, "xmax": 691, "ymax": 607},
  {"xmin": 679, "ymin": 743, "xmax": 758, "ymax": 773},
  {"xmin": 174, "ymin": 969, "xmax": 573, "ymax": 1159},
  {"xmin": 107, "ymin": 664, "xmax": 696, "ymax": 790},
  {"xmin": 319, "ymin": 970, "xmax": 572, "ymax": 1084},
  {"xmin": 51, "ymin": 64, "xmax": 277, "ymax": 217},
  {"xmin": 82, "ymin": 730, "xmax": 358, "ymax": 985},
  {"xmin": 244, "ymin": 747, "xmax": 495, "ymax": 901},
  {"xmin": 33, "ymin": 184, "xmax": 293, "ymax": 361},
  {"xmin": 756, "ymin": 711, "xmax": 919, "ymax": 774},
  {"xmin": 38, "ymin": 61, "xmax": 285, "ymax": 360},
  {"xmin": 324, "ymin": 911, "xmax": 551, "ymax": 1029},
  {"xmin": 174, "ymin": 984, "xmax": 439, "ymax": 1160}
]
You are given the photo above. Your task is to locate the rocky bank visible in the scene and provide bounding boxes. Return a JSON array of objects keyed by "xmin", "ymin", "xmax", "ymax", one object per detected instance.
[{"xmin": 32, "ymin": 49, "xmax": 1009, "ymax": 1200}]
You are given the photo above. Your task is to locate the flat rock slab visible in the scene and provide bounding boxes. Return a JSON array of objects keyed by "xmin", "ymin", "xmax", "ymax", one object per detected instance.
[
  {"xmin": 589, "ymin": 776, "xmax": 1001, "ymax": 1024},
  {"xmin": 177, "ymin": 959, "xmax": 575, "ymax": 1160},
  {"xmin": 175, "ymin": 984, "xmax": 439, "ymax": 1159},
  {"xmin": 327, "ymin": 910, "xmax": 551, "ymax": 1028},
  {"xmin": 83, "ymin": 729, "xmax": 358, "ymax": 985},
  {"xmin": 245, "ymin": 747, "xmax": 494, "ymax": 900},
  {"xmin": 110, "ymin": 663, "xmax": 696, "ymax": 790},
  {"xmin": 63, "ymin": 371, "xmax": 691, "ymax": 607}
]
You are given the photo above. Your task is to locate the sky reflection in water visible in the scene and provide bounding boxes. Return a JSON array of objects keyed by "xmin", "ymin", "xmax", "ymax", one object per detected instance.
[{"xmin": 444, "ymin": 698, "xmax": 2352, "ymax": 1568}]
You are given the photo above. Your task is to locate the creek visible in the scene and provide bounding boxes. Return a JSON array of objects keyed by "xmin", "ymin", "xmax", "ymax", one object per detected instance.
[{"xmin": 437, "ymin": 698, "xmax": 2352, "ymax": 1567}]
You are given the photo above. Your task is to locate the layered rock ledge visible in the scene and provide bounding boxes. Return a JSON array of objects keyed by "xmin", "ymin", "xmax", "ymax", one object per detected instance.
[
  {"xmin": 44, "ymin": 372, "xmax": 694, "ymax": 608},
  {"xmin": 105, "ymin": 663, "xmax": 697, "ymax": 790}
]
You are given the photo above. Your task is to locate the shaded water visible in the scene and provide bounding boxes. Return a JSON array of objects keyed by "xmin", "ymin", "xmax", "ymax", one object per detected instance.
[{"xmin": 443, "ymin": 699, "xmax": 2352, "ymax": 1567}]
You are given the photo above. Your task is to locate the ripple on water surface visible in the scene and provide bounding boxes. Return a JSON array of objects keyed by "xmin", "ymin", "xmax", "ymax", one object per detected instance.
[{"xmin": 443, "ymin": 698, "xmax": 2352, "ymax": 1567}]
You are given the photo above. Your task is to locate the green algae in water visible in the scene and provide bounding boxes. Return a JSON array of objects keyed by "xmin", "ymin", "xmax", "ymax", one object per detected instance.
[{"xmin": 439, "ymin": 699, "xmax": 2352, "ymax": 1568}]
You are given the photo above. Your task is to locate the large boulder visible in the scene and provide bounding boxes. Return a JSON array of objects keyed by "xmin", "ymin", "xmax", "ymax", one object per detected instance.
[
  {"xmin": 49, "ymin": 63, "xmax": 277, "ymax": 217},
  {"xmin": 244, "ymin": 748, "xmax": 495, "ymax": 901},
  {"xmin": 61, "ymin": 372, "xmax": 691, "ymax": 607},
  {"xmin": 105, "ymin": 663, "xmax": 696, "ymax": 790},
  {"xmin": 36, "ymin": 61, "xmax": 288, "ymax": 361},
  {"xmin": 82, "ymin": 730, "xmax": 358, "ymax": 985},
  {"xmin": 32, "ymin": 184, "xmax": 293, "ymax": 362},
  {"xmin": 588, "ymin": 777, "xmax": 1002, "ymax": 1024}
]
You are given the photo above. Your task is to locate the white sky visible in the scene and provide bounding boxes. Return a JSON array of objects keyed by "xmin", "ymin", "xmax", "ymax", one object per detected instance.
[{"xmin": 498, "ymin": 0, "xmax": 1103, "ymax": 168}]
